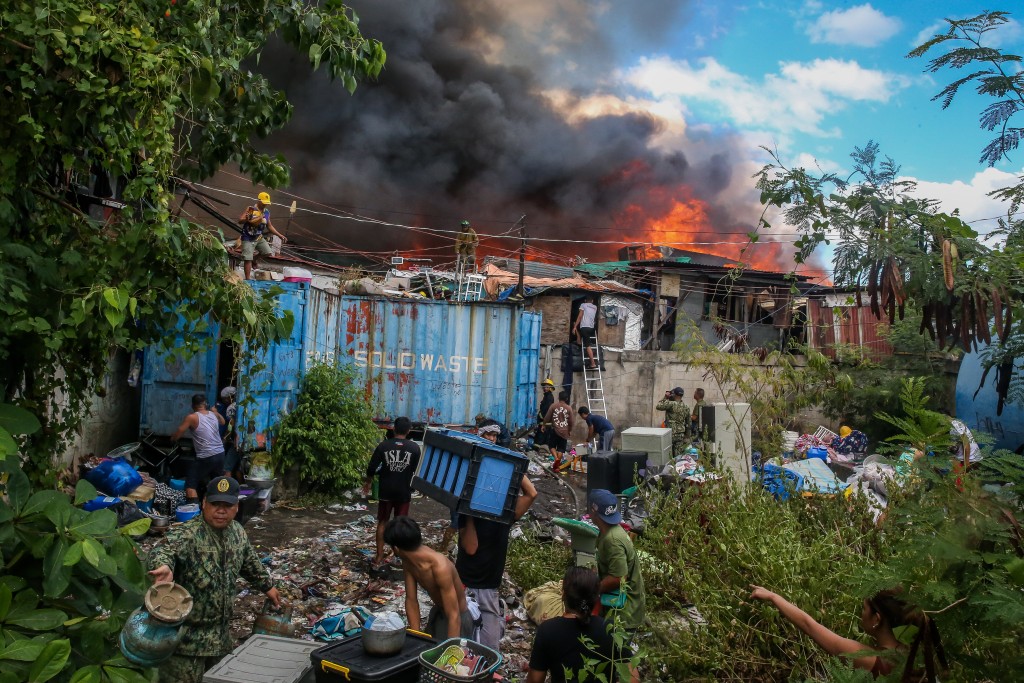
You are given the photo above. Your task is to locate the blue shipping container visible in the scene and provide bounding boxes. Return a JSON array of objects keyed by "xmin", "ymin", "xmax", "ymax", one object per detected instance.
[
  {"xmin": 144, "ymin": 282, "xmax": 542, "ymax": 451},
  {"xmin": 302, "ymin": 288, "xmax": 541, "ymax": 432},
  {"xmin": 955, "ymin": 344, "xmax": 1024, "ymax": 453},
  {"xmin": 139, "ymin": 318, "xmax": 219, "ymax": 436}
]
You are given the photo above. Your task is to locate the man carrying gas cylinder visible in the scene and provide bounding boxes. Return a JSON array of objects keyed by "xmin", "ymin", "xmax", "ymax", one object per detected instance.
[{"xmin": 149, "ymin": 477, "xmax": 281, "ymax": 683}]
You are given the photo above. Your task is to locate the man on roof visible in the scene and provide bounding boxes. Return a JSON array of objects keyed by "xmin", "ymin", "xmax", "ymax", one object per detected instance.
[{"xmin": 238, "ymin": 191, "xmax": 288, "ymax": 280}]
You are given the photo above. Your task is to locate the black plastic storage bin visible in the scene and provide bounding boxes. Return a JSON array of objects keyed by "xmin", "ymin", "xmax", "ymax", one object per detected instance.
[
  {"xmin": 310, "ymin": 631, "xmax": 435, "ymax": 683},
  {"xmin": 586, "ymin": 451, "xmax": 620, "ymax": 495},
  {"xmin": 617, "ymin": 450, "xmax": 647, "ymax": 490},
  {"xmin": 413, "ymin": 429, "xmax": 529, "ymax": 523}
]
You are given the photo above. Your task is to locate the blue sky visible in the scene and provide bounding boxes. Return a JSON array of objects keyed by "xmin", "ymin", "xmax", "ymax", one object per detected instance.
[{"xmin": 607, "ymin": 1, "xmax": 1023, "ymax": 228}]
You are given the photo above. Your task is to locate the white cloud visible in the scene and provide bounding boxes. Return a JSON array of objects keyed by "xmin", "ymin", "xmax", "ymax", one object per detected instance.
[
  {"xmin": 807, "ymin": 4, "xmax": 901, "ymax": 47},
  {"xmin": 622, "ymin": 55, "xmax": 910, "ymax": 139},
  {"xmin": 908, "ymin": 167, "xmax": 1023, "ymax": 235},
  {"xmin": 911, "ymin": 20, "xmax": 947, "ymax": 49}
]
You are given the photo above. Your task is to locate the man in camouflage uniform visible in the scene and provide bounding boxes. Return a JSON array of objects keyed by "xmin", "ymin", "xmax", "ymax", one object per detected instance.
[
  {"xmin": 149, "ymin": 477, "xmax": 280, "ymax": 683},
  {"xmin": 656, "ymin": 386, "xmax": 690, "ymax": 457}
]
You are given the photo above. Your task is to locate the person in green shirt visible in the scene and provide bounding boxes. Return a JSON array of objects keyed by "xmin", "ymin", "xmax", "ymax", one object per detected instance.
[
  {"xmin": 149, "ymin": 477, "xmax": 280, "ymax": 683},
  {"xmin": 589, "ymin": 489, "xmax": 646, "ymax": 631}
]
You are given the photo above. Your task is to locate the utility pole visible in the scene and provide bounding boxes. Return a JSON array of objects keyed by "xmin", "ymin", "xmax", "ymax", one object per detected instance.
[{"xmin": 516, "ymin": 214, "xmax": 527, "ymax": 297}]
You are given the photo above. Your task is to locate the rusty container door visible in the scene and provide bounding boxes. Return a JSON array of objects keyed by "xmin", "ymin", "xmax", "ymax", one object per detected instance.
[{"xmin": 236, "ymin": 282, "xmax": 308, "ymax": 453}]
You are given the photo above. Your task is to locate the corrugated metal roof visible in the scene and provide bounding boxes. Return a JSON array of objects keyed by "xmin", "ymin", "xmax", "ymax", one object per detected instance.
[
  {"xmin": 483, "ymin": 257, "xmax": 577, "ymax": 280},
  {"xmin": 574, "ymin": 261, "xmax": 644, "ymax": 278}
]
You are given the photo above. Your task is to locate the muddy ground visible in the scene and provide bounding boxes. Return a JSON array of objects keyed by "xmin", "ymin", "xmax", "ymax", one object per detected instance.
[{"xmin": 150, "ymin": 453, "xmax": 589, "ymax": 681}]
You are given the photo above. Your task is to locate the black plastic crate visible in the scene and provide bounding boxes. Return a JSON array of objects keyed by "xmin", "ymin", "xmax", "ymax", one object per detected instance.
[
  {"xmin": 586, "ymin": 451, "xmax": 620, "ymax": 495},
  {"xmin": 617, "ymin": 450, "xmax": 648, "ymax": 490},
  {"xmin": 413, "ymin": 429, "xmax": 528, "ymax": 523},
  {"xmin": 311, "ymin": 631, "xmax": 435, "ymax": 683}
]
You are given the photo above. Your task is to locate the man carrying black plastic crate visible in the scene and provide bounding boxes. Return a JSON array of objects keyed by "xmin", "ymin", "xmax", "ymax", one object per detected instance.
[
  {"xmin": 364, "ymin": 417, "xmax": 421, "ymax": 569},
  {"xmin": 456, "ymin": 474, "xmax": 538, "ymax": 651}
]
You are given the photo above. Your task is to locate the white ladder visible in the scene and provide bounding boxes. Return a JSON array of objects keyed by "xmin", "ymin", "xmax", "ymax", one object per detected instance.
[
  {"xmin": 460, "ymin": 273, "xmax": 485, "ymax": 302},
  {"xmin": 581, "ymin": 332, "xmax": 607, "ymax": 416}
]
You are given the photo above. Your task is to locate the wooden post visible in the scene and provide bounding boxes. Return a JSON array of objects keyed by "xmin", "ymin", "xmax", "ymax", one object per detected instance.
[{"xmin": 517, "ymin": 215, "xmax": 527, "ymax": 296}]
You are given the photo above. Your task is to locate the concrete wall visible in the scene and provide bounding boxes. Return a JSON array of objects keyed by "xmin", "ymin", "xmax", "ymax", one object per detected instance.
[
  {"xmin": 540, "ymin": 344, "xmax": 807, "ymax": 449},
  {"xmin": 58, "ymin": 350, "xmax": 140, "ymax": 468}
]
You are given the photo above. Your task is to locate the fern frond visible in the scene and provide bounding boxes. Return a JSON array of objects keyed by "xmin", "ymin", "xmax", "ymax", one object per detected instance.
[
  {"xmin": 979, "ymin": 101, "xmax": 1022, "ymax": 130},
  {"xmin": 980, "ymin": 129, "xmax": 1024, "ymax": 166}
]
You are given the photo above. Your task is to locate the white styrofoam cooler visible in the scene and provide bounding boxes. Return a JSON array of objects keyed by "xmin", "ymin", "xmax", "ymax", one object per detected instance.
[
  {"xmin": 620, "ymin": 427, "xmax": 673, "ymax": 469},
  {"xmin": 203, "ymin": 635, "xmax": 320, "ymax": 683}
]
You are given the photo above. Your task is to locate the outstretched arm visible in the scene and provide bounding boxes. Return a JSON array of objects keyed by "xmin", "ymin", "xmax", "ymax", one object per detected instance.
[
  {"xmin": 171, "ymin": 414, "xmax": 196, "ymax": 442},
  {"xmin": 265, "ymin": 220, "xmax": 287, "ymax": 242},
  {"xmin": 749, "ymin": 586, "xmax": 878, "ymax": 671}
]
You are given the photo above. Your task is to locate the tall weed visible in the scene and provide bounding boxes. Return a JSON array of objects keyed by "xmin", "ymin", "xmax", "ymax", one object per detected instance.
[{"xmin": 636, "ymin": 477, "xmax": 888, "ymax": 681}]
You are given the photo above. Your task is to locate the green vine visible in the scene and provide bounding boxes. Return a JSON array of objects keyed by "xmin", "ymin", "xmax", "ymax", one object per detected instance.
[{"xmin": 0, "ymin": 0, "xmax": 384, "ymax": 484}]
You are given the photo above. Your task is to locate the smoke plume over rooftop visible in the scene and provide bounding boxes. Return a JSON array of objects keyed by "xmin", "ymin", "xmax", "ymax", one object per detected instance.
[{"xmin": 256, "ymin": 0, "xmax": 784, "ymax": 269}]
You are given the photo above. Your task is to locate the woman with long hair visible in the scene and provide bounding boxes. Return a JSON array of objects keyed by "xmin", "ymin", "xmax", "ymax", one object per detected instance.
[
  {"xmin": 527, "ymin": 567, "xmax": 638, "ymax": 683},
  {"xmin": 749, "ymin": 585, "xmax": 947, "ymax": 681}
]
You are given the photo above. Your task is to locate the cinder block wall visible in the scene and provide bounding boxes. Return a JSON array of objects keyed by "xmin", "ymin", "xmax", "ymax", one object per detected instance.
[{"xmin": 543, "ymin": 346, "xmax": 750, "ymax": 448}]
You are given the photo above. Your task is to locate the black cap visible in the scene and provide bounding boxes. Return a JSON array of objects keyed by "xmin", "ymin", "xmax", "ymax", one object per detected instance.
[
  {"xmin": 206, "ymin": 476, "xmax": 239, "ymax": 505},
  {"xmin": 672, "ymin": 387, "xmax": 685, "ymax": 396}
]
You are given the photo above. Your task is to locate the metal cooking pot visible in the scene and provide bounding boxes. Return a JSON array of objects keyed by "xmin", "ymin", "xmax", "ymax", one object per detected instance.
[
  {"xmin": 361, "ymin": 625, "xmax": 407, "ymax": 656},
  {"xmin": 149, "ymin": 515, "xmax": 170, "ymax": 529}
]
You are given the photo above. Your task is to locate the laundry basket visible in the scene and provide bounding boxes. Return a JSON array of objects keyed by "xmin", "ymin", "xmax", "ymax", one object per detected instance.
[{"xmin": 418, "ymin": 639, "xmax": 501, "ymax": 683}]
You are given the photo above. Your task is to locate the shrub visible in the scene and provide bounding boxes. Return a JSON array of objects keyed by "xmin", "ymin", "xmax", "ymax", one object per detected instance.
[
  {"xmin": 272, "ymin": 362, "xmax": 382, "ymax": 495},
  {"xmin": 506, "ymin": 526, "xmax": 573, "ymax": 591},
  {"xmin": 636, "ymin": 477, "xmax": 887, "ymax": 681},
  {"xmin": 0, "ymin": 457, "xmax": 152, "ymax": 683},
  {"xmin": 854, "ymin": 450, "xmax": 1024, "ymax": 682}
]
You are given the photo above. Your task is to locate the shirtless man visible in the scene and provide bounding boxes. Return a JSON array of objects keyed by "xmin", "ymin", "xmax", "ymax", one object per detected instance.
[{"xmin": 384, "ymin": 516, "xmax": 475, "ymax": 640}]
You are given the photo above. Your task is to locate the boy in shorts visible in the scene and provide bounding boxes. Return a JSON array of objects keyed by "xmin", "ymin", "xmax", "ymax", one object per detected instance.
[{"xmin": 364, "ymin": 417, "xmax": 421, "ymax": 568}]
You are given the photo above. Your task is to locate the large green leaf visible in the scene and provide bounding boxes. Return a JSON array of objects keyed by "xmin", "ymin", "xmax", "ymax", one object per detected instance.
[
  {"xmin": 0, "ymin": 585, "xmax": 9, "ymax": 622},
  {"xmin": 102, "ymin": 666, "xmax": 150, "ymax": 683},
  {"xmin": 3, "ymin": 467, "xmax": 31, "ymax": 514},
  {"xmin": 69, "ymin": 665, "xmax": 102, "ymax": 683},
  {"xmin": 109, "ymin": 536, "xmax": 145, "ymax": 589},
  {"xmin": 74, "ymin": 480, "xmax": 98, "ymax": 506},
  {"xmin": 6, "ymin": 587, "xmax": 40, "ymax": 621},
  {"xmin": 69, "ymin": 509, "xmax": 117, "ymax": 538},
  {"xmin": 63, "ymin": 541, "xmax": 83, "ymax": 567},
  {"xmin": 21, "ymin": 491, "xmax": 66, "ymax": 519},
  {"xmin": 42, "ymin": 538, "xmax": 71, "ymax": 598},
  {"xmin": 0, "ymin": 638, "xmax": 45, "ymax": 661},
  {"xmin": 0, "ymin": 429, "xmax": 17, "ymax": 457},
  {"xmin": 0, "ymin": 502, "xmax": 13, "ymax": 525},
  {"xmin": 0, "ymin": 576, "xmax": 28, "ymax": 594},
  {"xmin": 7, "ymin": 608, "xmax": 68, "ymax": 631},
  {"xmin": 117, "ymin": 517, "xmax": 151, "ymax": 538},
  {"xmin": 27, "ymin": 638, "xmax": 70, "ymax": 683},
  {"xmin": 81, "ymin": 538, "xmax": 102, "ymax": 568},
  {"xmin": 0, "ymin": 405, "xmax": 41, "ymax": 437}
]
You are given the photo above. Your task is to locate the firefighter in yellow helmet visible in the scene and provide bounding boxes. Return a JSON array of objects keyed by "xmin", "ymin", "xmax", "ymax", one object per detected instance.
[{"xmin": 238, "ymin": 192, "xmax": 288, "ymax": 280}]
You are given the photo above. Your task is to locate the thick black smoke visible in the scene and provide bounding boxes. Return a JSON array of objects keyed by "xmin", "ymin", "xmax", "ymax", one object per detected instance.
[{"xmin": 257, "ymin": 0, "xmax": 748, "ymax": 263}]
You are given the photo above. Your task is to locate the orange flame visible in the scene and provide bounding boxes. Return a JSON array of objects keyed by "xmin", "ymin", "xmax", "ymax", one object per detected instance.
[{"xmin": 614, "ymin": 185, "xmax": 828, "ymax": 279}]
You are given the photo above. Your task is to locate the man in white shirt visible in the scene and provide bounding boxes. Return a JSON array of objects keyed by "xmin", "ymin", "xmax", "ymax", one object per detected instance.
[{"xmin": 573, "ymin": 295, "xmax": 599, "ymax": 369}]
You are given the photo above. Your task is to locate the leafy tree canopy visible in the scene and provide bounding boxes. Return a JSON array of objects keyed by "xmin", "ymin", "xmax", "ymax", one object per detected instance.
[
  {"xmin": 0, "ymin": 0, "xmax": 384, "ymax": 483},
  {"xmin": 755, "ymin": 11, "xmax": 1024, "ymax": 409}
]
